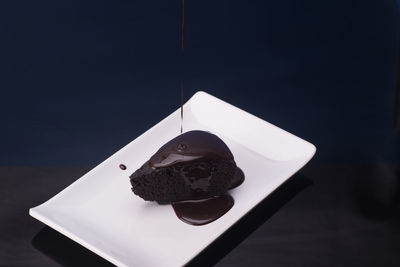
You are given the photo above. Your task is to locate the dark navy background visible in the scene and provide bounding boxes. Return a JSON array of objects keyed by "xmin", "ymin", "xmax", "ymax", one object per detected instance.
[{"xmin": 1, "ymin": 0, "xmax": 399, "ymax": 166}]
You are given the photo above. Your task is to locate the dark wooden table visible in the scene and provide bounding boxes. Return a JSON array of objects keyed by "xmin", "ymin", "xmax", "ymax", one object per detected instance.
[{"xmin": 1, "ymin": 163, "xmax": 399, "ymax": 267}]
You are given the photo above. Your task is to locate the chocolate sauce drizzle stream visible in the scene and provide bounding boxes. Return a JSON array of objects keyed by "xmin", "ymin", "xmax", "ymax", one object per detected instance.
[
  {"xmin": 181, "ymin": 0, "xmax": 184, "ymax": 51},
  {"xmin": 180, "ymin": 0, "xmax": 184, "ymax": 134},
  {"xmin": 181, "ymin": 83, "xmax": 183, "ymax": 134}
]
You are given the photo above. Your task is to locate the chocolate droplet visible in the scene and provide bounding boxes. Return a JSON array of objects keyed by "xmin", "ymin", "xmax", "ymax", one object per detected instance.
[
  {"xmin": 119, "ymin": 164, "xmax": 127, "ymax": 170},
  {"xmin": 177, "ymin": 143, "xmax": 187, "ymax": 151}
]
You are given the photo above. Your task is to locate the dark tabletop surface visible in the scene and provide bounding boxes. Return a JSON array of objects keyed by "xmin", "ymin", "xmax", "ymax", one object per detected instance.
[{"xmin": 1, "ymin": 163, "xmax": 399, "ymax": 267}]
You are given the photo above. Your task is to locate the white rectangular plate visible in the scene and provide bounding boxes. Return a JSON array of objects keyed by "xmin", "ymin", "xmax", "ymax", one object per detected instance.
[{"xmin": 30, "ymin": 91, "xmax": 316, "ymax": 267}]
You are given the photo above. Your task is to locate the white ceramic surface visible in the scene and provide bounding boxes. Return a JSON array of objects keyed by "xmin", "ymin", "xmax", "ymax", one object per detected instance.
[{"xmin": 30, "ymin": 91, "xmax": 316, "ymax": 267}]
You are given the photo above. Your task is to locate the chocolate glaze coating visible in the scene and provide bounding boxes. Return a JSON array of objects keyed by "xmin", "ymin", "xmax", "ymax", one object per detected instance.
[
  {"xmin": 130, "ymin": 131, "xmax": 238, "ymax": 203},
  {"xmin": 149, "ymin": 130, "xmax": 233, "ymax": 168}
]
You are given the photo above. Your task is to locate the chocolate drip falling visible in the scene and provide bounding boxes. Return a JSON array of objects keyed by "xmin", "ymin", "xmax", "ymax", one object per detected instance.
[
  {"xmin": 180, "ymin": 0, "xmax": 184, "ymax": 134},
  {"xmin": 181, "ymin": 83, "xmax": 183, "ymax": 134},
  {"xmin": 181, "ymin": 0, "xmax": 184, "ymax": 51}
]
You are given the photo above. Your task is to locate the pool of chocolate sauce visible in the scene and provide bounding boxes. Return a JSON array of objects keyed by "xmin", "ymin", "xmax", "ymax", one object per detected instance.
[{"xmin": 172, "ymin": 166, "xmax": 244, "ymax": 226}]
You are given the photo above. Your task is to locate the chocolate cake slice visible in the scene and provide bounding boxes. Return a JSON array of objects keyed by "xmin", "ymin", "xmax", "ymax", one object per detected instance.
[{"xmin": 129, "ymin": 130, "xmax": 238, "ymax": 204}]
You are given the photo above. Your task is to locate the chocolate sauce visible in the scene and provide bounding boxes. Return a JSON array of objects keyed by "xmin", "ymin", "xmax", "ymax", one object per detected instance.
[
  {"xmin": 181, "ymin": 0, "xmax": 184, "ymax": 51},
  {"xmin": 169, "ymin": 1, "xmax": 242, "ymax": 226},
  {"xmin": 229, "ymin": 167, "xmax": 245, "ymax": 189},
  {"xmin": 119, "ymin": 164, "xmax": 127, "ymax": 170},
  {"xmin": 170, "ymin": 4, "xmax": 236, "ymax": 226},
  {"xmin": 149, "ymin": 131, "xmax": 233, "ymax": 168},
  {"xmin": 181, "ymin": 83, "xmax": 184, "ymax": 134},
  {"xmin": 172, "ymin": 195, "xmax": 234, "ymax": 226},
  {"xmin": 180, "ymin": 0, "xmax": 184, "ymax": 134}
]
